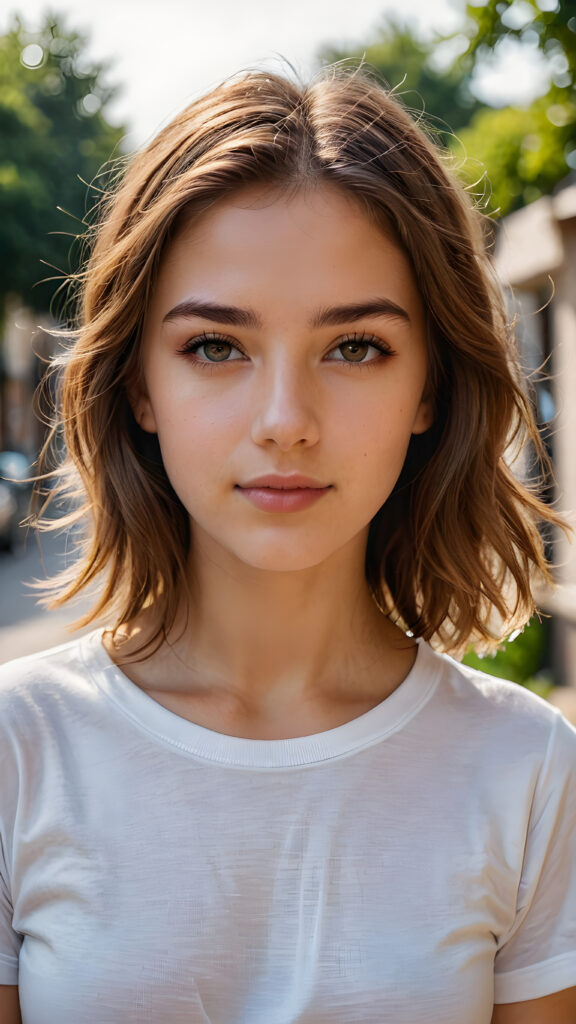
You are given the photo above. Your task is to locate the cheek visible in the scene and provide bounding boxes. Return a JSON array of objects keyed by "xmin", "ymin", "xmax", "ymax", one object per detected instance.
[
  {"xmin": 152, "ymin": 380, "xmax": 238, "ymax": 442},
  {"xmin": 334, "ymin": 404, "xmax": 419, "ymax": 519},
  {"xmin": 151, "ymin": 392, "xmax": 242, "ymax": 494},
  {"xmin": 339, "ymin": 399, "xmax": 417, "ymax": 465}
]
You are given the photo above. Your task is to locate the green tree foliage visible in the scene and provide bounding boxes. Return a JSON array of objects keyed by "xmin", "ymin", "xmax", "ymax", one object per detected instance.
[
  {"xmin": 464, "ymin": 0, "xmax": 575, "ymax": 86},
  {"xmin": 455, "ymin": 98, "xmax": 572, "ymax": 212},
  {"xmin": 462, "ymin": 616, "xmax": 553, "ymax": 693},
  {"xmin": 0, "ymin": 13, "xmax": 125, "ymax": 315},
  {"xmin": 318, "ymin": 3, "xmax": 575, "ymax": 216},
  {"xmin": 455, "ymin": 0, "xmax": 576, "ymax": 214},
  {"xmin": 318, "ymin": 15, "xmax": 484, "ymax": 135}
]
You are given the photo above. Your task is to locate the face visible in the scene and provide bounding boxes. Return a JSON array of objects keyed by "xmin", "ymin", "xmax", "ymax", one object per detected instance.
[{"xmin": 135, "ymin": 184, "xmax": 433, "ymax": 575}]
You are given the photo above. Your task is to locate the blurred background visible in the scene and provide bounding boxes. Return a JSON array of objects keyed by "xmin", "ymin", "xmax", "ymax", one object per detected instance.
[{"xmin": 0, "ymin": 0, "xmax": 575, "ymax": 718}]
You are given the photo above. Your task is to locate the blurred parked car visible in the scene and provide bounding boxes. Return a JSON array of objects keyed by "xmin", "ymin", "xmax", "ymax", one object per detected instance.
[
  {"xmin": 0, "ymin": 481, "xmax": 18, "ymax": 550},
  {"xmin": 0, "ymin": 451, "xmax": 34, "ymax": 551}
]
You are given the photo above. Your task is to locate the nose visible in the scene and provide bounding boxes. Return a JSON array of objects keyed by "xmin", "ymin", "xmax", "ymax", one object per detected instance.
[{"xmin": 250, "ymin": 359, "xmax": 320, "ymax": 451}]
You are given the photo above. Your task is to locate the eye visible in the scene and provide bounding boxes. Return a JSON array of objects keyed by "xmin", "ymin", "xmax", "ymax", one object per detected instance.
[
  {"xmin": 326, "ymin": 333, "xmax": 393, "ymax": 364},
  {"xmin": 177, "ymin": 332, "xmax": 245, "ymax": 362}
]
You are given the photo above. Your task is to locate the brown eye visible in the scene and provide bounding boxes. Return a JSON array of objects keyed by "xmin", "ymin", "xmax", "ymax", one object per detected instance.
[
  {"xmin": 326, "ymin": 335, "xmax": 391, "ymax": 365},
  {"xmin": 178, "ymin": 334, "xmax": 245, "ymax": 362},
  {"xmin": 339, "ymin": 341, "xmax": 371, "ymax": 362}
]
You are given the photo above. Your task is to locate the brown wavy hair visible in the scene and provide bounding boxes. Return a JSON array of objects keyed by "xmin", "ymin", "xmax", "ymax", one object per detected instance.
[{"xmin": 34, "ymin": 66, "xmax": 567, "ymax": 655}]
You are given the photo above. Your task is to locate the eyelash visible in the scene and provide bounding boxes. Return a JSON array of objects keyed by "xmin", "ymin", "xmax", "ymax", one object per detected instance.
[{"xmin": 176, "ymin": 331, "xmax": 394, "ymax": 368}]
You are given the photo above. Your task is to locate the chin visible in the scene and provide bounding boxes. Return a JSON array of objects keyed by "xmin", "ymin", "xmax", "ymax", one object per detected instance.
[
  {"xmin": 237, "ymin": 549, "xmax": 335, "ymax": 574},
  {"xmin": 224, "ymin": 535, "xmax": 344, "ymax": 574}
]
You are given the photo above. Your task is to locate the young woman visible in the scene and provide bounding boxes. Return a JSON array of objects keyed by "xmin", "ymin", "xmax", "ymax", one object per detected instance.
[{"xmin": 1, "ymin": 69, "xmax": 575, "ymax": 1024}]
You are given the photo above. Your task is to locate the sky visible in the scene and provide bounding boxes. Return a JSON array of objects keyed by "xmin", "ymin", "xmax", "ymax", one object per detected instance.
[{"xmin": 4, "ymin": 0, "xmax": 552, "ymax": 150}]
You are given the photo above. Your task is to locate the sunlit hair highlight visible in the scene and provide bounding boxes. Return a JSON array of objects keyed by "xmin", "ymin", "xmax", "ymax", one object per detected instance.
[{"xmin": 34, "ymin": 66, "xmax": 567, "ymax": 656}]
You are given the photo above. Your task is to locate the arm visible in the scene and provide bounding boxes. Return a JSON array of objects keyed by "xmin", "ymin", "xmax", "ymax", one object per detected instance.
[
  {"xmin": 0, "ymin": 985, "xmax": 21, "ymax": 1024},
  {"xmin": 491, "ymin": 987, "xmax": 576, "ymax": 1024}
]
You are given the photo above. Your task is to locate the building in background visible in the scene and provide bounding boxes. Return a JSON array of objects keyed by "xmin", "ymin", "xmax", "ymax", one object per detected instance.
[{"xmin": 494, "ymin": 174, "xmax": 576, "ymax": 690}]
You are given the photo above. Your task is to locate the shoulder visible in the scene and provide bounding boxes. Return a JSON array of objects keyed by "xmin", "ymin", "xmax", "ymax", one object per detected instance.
[
  {"xmin": 0, "ymin": 632, "xmax": 109, "ymax": 805},
  {"xmin": 419, "ymin": 640, "xmax": 576, "ymax": 763},
  {"xmin": 0, "ymin": 631, "xmax": 101, "ymax": 720},
  {"xmin": 426, "ymin": 640, "xmax": 562, "ymax": 720}
]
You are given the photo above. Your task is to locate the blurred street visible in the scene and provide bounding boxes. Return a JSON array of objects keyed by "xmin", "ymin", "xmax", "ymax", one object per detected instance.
[{"xmin": 0, "ymin": 524, "xmax": 98, "ymax": 663}]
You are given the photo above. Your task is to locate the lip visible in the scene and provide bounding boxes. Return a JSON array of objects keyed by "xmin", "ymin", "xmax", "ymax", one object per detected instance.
[
  {"xmin": 238, "ymin": 474, "xmax": 330, "ymax": 490},
  {"xmin": 235, "ymin": 475, "xmax": 333, "ymax": 513}
]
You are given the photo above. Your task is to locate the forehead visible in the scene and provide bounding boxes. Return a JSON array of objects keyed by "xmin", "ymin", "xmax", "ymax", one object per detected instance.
[{"xmin": 147, "ymin": 183, "xmax": 425, "ymax": 326}]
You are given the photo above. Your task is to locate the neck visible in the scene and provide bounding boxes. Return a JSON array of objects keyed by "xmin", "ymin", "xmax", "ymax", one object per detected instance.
[{"xmin": 110, "ymin": 528, "xmax": 416, "ymax": 717}]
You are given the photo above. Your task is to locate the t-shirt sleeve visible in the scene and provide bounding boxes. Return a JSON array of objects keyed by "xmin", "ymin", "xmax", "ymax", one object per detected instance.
[
  {"xmin": 0, "ymin": 679, "xmax": 23, "ymax": 984},
  {"xmin": 494, "ymin": 710, "xmax": 576, "ymax": 1003},
  {"xmin": 0, "ymin": 833, "xmax": 21, "ymax": 984}
]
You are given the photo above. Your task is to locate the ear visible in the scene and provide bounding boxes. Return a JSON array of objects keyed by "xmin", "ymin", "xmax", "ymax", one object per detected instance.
[
  {"xmin": 129, "ymin": 384, "xmax": 158, "ymax": 434},
  {"xmin": 411, "ymin": 394, "xmax": 434, "ymax": 436}
]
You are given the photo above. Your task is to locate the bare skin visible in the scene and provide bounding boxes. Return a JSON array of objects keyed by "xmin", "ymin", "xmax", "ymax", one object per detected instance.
[
  {"xmin": 0, "ymin": 986, "xmax": 21, "ymax": 1023},
  {"xmin": 491, "ymin": 987, "xmax": 576, "ymax": 1023},
  {"xmin": 105, "ymin": 555, "xmax": 418, "ymax": 740}
]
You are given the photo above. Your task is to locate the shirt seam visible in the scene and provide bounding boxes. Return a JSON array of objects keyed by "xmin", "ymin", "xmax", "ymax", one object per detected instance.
[
  {"xmin": 79, "ymin": 633, "xmax": 441, "ymax": 770},
  {"xmin": 494, "ymin": 949, "xmax": 576, "ymax": 1003}
]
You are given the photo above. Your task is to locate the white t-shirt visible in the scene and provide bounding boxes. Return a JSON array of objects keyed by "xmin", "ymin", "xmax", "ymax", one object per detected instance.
[{"xmin": 1, "ymin": 630, "xmax": 576, "ymax": 1023}]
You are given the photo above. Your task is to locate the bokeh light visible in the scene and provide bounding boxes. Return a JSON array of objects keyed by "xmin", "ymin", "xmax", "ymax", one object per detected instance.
[{"xmin": 20, "ymin": 42, "xmax": 44, "ymax": 68}]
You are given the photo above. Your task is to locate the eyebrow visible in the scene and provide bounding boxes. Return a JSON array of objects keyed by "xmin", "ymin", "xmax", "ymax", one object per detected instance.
[
  {"xmin": 162, "ymin": 296, "xmax": 411, "ymax": 328},
  {"xmin": 311, "ymin": 299, "xmax": 411, "ymax": 327}
]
